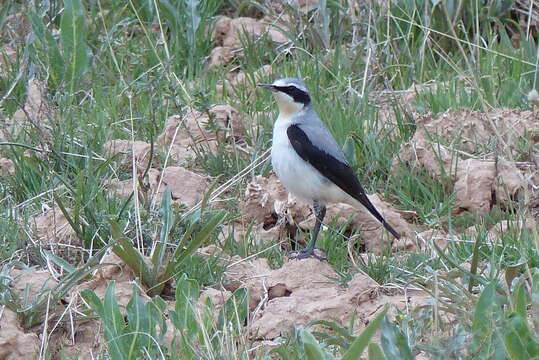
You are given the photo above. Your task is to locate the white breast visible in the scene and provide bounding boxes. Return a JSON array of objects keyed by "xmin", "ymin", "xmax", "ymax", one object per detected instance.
[{"xmin": 271, "ymin": 115, "xmax": 346, "ymax": 205}]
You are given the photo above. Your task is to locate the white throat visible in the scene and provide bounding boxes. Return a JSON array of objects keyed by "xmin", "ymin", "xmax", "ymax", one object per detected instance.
[{"xmin": 274, "ymin": 92, "xmax": 305, "ymax": 118}]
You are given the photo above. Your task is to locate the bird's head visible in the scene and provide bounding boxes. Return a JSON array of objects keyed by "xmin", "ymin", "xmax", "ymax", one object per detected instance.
[{"xmin": 258, "ymin": 78, "xmax": 311, "ymax": 117}]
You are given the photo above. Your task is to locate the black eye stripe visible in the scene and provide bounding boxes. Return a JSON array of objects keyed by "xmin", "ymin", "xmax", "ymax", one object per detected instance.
[{"xmin": 274, "ymin": 85, "xmax": 311, "ymax": 105}]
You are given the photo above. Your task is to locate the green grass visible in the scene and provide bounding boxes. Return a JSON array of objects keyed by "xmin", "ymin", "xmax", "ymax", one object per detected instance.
[{"xmin": 1, "ymin": 0, "xmax": 538, "ymax": 359}]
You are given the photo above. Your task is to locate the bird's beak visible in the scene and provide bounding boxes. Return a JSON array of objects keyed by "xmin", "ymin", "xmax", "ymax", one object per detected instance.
[{"xmin": 257, "ymin": 83, "xmax": 276, "ymax": 91}]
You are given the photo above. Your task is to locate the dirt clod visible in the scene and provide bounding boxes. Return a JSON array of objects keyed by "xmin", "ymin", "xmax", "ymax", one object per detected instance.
[
  {"xmin": 9, "ymin": 268, "xmax": 58, "ymax": 303},
  {"xmin": 0, "ymin": 157, "xmax": 15, "ymax": 176},
  {"xmin": 103, "ymin": 139, "xmax": 154, "ymax": 172},
  {"xmin": 212, "ymin": 16, "xmax": 287, "ymax": 51},
  {"xmin": 0, "ymin": 307, "xmax": 40, "ymax": 360},
  {"xmin": 31, "ymin": 206, "xmax": 81, "ymax": 262},
  {"xmin": 77, "ymin": 252, "xmax": 148, "ymax": 308},
  {"xmin": 56, "ymin": 320, "xmax": 103, "ymax": 360},
  {"xmin": 157, "ymin": 105, "xmax": 246, "ymax": 166},
  {"xmin": 217, "ymin": 64, "xmax": 273, "ymax": 96},
  {"xmin": 300, "ymin": 195, "xmax": 412, "ymax": 252},
  {"xmin": 223, "ymin": 257, "xmax": 273, "ymax": 310},
  {"xmin": 397, "ymin": 108, "xmax": 535, "ymax": 214},
  {"xmin": 247, "ymin": 259, "xmax": 428, "ymax": 340},
  {"xmin": 4, "ymin": 78, "xmax": 50, "ymax": 141},
  {"xmin": 157, "ymin": 166, "xmax": 208, "ymax": 208}
]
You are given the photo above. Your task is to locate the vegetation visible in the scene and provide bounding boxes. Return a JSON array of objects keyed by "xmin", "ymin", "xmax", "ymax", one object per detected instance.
[{"xmin": 0, "ymin": 0, "xmax": 538, "ymax": 359}]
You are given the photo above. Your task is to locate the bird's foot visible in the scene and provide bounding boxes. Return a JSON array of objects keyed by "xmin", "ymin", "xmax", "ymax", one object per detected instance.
[{"xmin": 288, "ymin": 247, "xmax": 327, "ymax": 261}]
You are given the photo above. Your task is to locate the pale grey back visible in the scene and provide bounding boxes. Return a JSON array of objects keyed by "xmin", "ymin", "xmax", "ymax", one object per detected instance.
[{"xmin": 292, "ymin": 103, "xmax": 348, "ymax": 164}]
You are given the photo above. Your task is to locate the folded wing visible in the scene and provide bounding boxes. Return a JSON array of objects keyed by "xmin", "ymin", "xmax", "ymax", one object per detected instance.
[{"xmin": 287, "ymin": 124, "xmax": 400, "ymax": 239}]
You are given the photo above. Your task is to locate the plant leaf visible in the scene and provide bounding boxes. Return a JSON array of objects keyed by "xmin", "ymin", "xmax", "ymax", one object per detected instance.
[
  {"xmin": 343, "ymin": 306, "xmax": 389, "ymax": 360},
  {"xmin": 380, "ymin": 316, "xmax": 414, "ymax": 360},
  {"xmin": 368, "ymin": 343, "xmax": 386, "ymax": 360},
  {"xmin": 299, "ymin": 327, "xmax": 327, "ymax": 360}
]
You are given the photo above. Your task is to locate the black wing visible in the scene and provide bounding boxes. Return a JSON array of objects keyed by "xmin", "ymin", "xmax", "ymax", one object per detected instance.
[{"xmin": 287, "ymin": 124, "xmax": 400, "ymax": 239}]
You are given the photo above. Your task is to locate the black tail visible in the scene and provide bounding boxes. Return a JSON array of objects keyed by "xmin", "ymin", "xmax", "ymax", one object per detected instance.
[
  {"xmin": 382, "ymin": 220, "xmax": 400, "ymax": 239},
  {"xmin": 353, "ymin": 192, "xmax": 401, "ymax": 240}
]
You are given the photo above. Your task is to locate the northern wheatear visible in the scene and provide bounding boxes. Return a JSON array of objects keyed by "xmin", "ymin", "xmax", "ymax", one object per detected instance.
[{"xmin": 258, "ymin": 77, "xmax": 400, "ymax": 259}]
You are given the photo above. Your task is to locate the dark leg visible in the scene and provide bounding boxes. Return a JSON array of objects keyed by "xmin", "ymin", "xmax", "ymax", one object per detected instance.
[{"xmin": 289, "ymin": 201, "xmax": 327, "ymax": 260}]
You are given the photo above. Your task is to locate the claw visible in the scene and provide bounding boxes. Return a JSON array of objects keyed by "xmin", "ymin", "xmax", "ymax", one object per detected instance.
[{"xmin": 288, "ymin": 247, "xmax": 327, "ymax": 261}]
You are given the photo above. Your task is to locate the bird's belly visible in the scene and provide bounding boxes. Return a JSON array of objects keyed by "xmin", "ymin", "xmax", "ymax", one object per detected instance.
[{"xmin": 271, "ymin": 137, "xmax": 342, "ymax": 204}]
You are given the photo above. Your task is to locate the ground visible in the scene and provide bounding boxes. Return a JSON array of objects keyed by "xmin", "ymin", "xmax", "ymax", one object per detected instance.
[{"xmin": 0, "ymin": 1, "xmax": 538, "ymax": 359}]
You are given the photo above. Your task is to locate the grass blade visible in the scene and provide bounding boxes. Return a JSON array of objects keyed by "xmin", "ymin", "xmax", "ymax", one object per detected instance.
[
  {"xmin": 368, "ymin": 343, "xmax": 386, "ymax": 360},
  {"xmin": 60, "ymin": 0, "xmax": 90, "ymax": 92}
]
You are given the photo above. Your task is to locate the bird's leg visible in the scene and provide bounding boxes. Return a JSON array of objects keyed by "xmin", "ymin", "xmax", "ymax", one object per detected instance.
[
  {"xmin": 289, "ymin": 201, "xmax": 327, "ymax": 260},
  {"xmin": 307, "ymin": 200, "xmax": 326, "ymax": 250}
]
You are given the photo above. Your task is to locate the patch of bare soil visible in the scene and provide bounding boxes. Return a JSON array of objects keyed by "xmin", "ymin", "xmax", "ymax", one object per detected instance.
[
  {"xmin": 209, "ymin": 16, "xmax": 287, "ymax": 69},
  {"xmin": 0, "ymin": 307, "xmax": 40, "ymax": 360},
  {"xmin": 300, "ymin": 196, "xmax": 413, "ymax": 252},
  {"xmin": 0, "ymin": 157, "xmax": 15, "ymax": 176},
  {"xmin": 105, "ymin": 165, "xmax": 208, "ymax": 207},
  {"xmin": 220, "ymin": 258, "xmax": 430, "ymax": 340},
  {"xmin": 157, "ymin": 105, "xmax": 246, "ymax": 165},
  {"xmin": 396, "ymin": 108, "xmax": 537, "ymax": 214},
  {"xmin": 103, "ymin": 139, "xmax": 154, "ymax": 172},
  {"xmin": 223, "ymin": 256, "xmax": 273, "ymax": 310},
  {"xmin": 9, "ymin": 268, "xmax": 59, "ymax": 302},
  {"xmin": 3, "ymin": 78, "xmax": 51, "ymax": 142},
  {"xmin": 216, "ymin": 64, "xmax": 273, "ymax": 96},
  {"xmin": 54, "ymin": 319, "xmax": 104, "ymax": 360},
  {"xmin": 76, "ymin": 252, "xmax": 149, "ymax": 308},
  {"xmin": 1, "ymin": 12, "xmax": 31, "ymax": 44},
  {"xmin": 31, "ymin": 206, "xmax": 81, "ymax": 263},
  {"xmin": 464, "ymin": 217, "xmax": 537, "ymax": 242},
  {"xmin": 0, "ymin": 45, "xmax": 16, "ymax": 77},
  {"xmin": 49, "ymin": 252, "xmax": 148, "ymax": 358},
  {"xmin": 393, "ymin": 228, "xmax": 448, "ymax": 253}
]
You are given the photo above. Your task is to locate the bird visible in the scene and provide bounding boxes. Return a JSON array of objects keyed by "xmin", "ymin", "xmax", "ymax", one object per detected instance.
[{"xmin": 258, "ymin": 77, "xmax": 400, "ymax": 260}]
